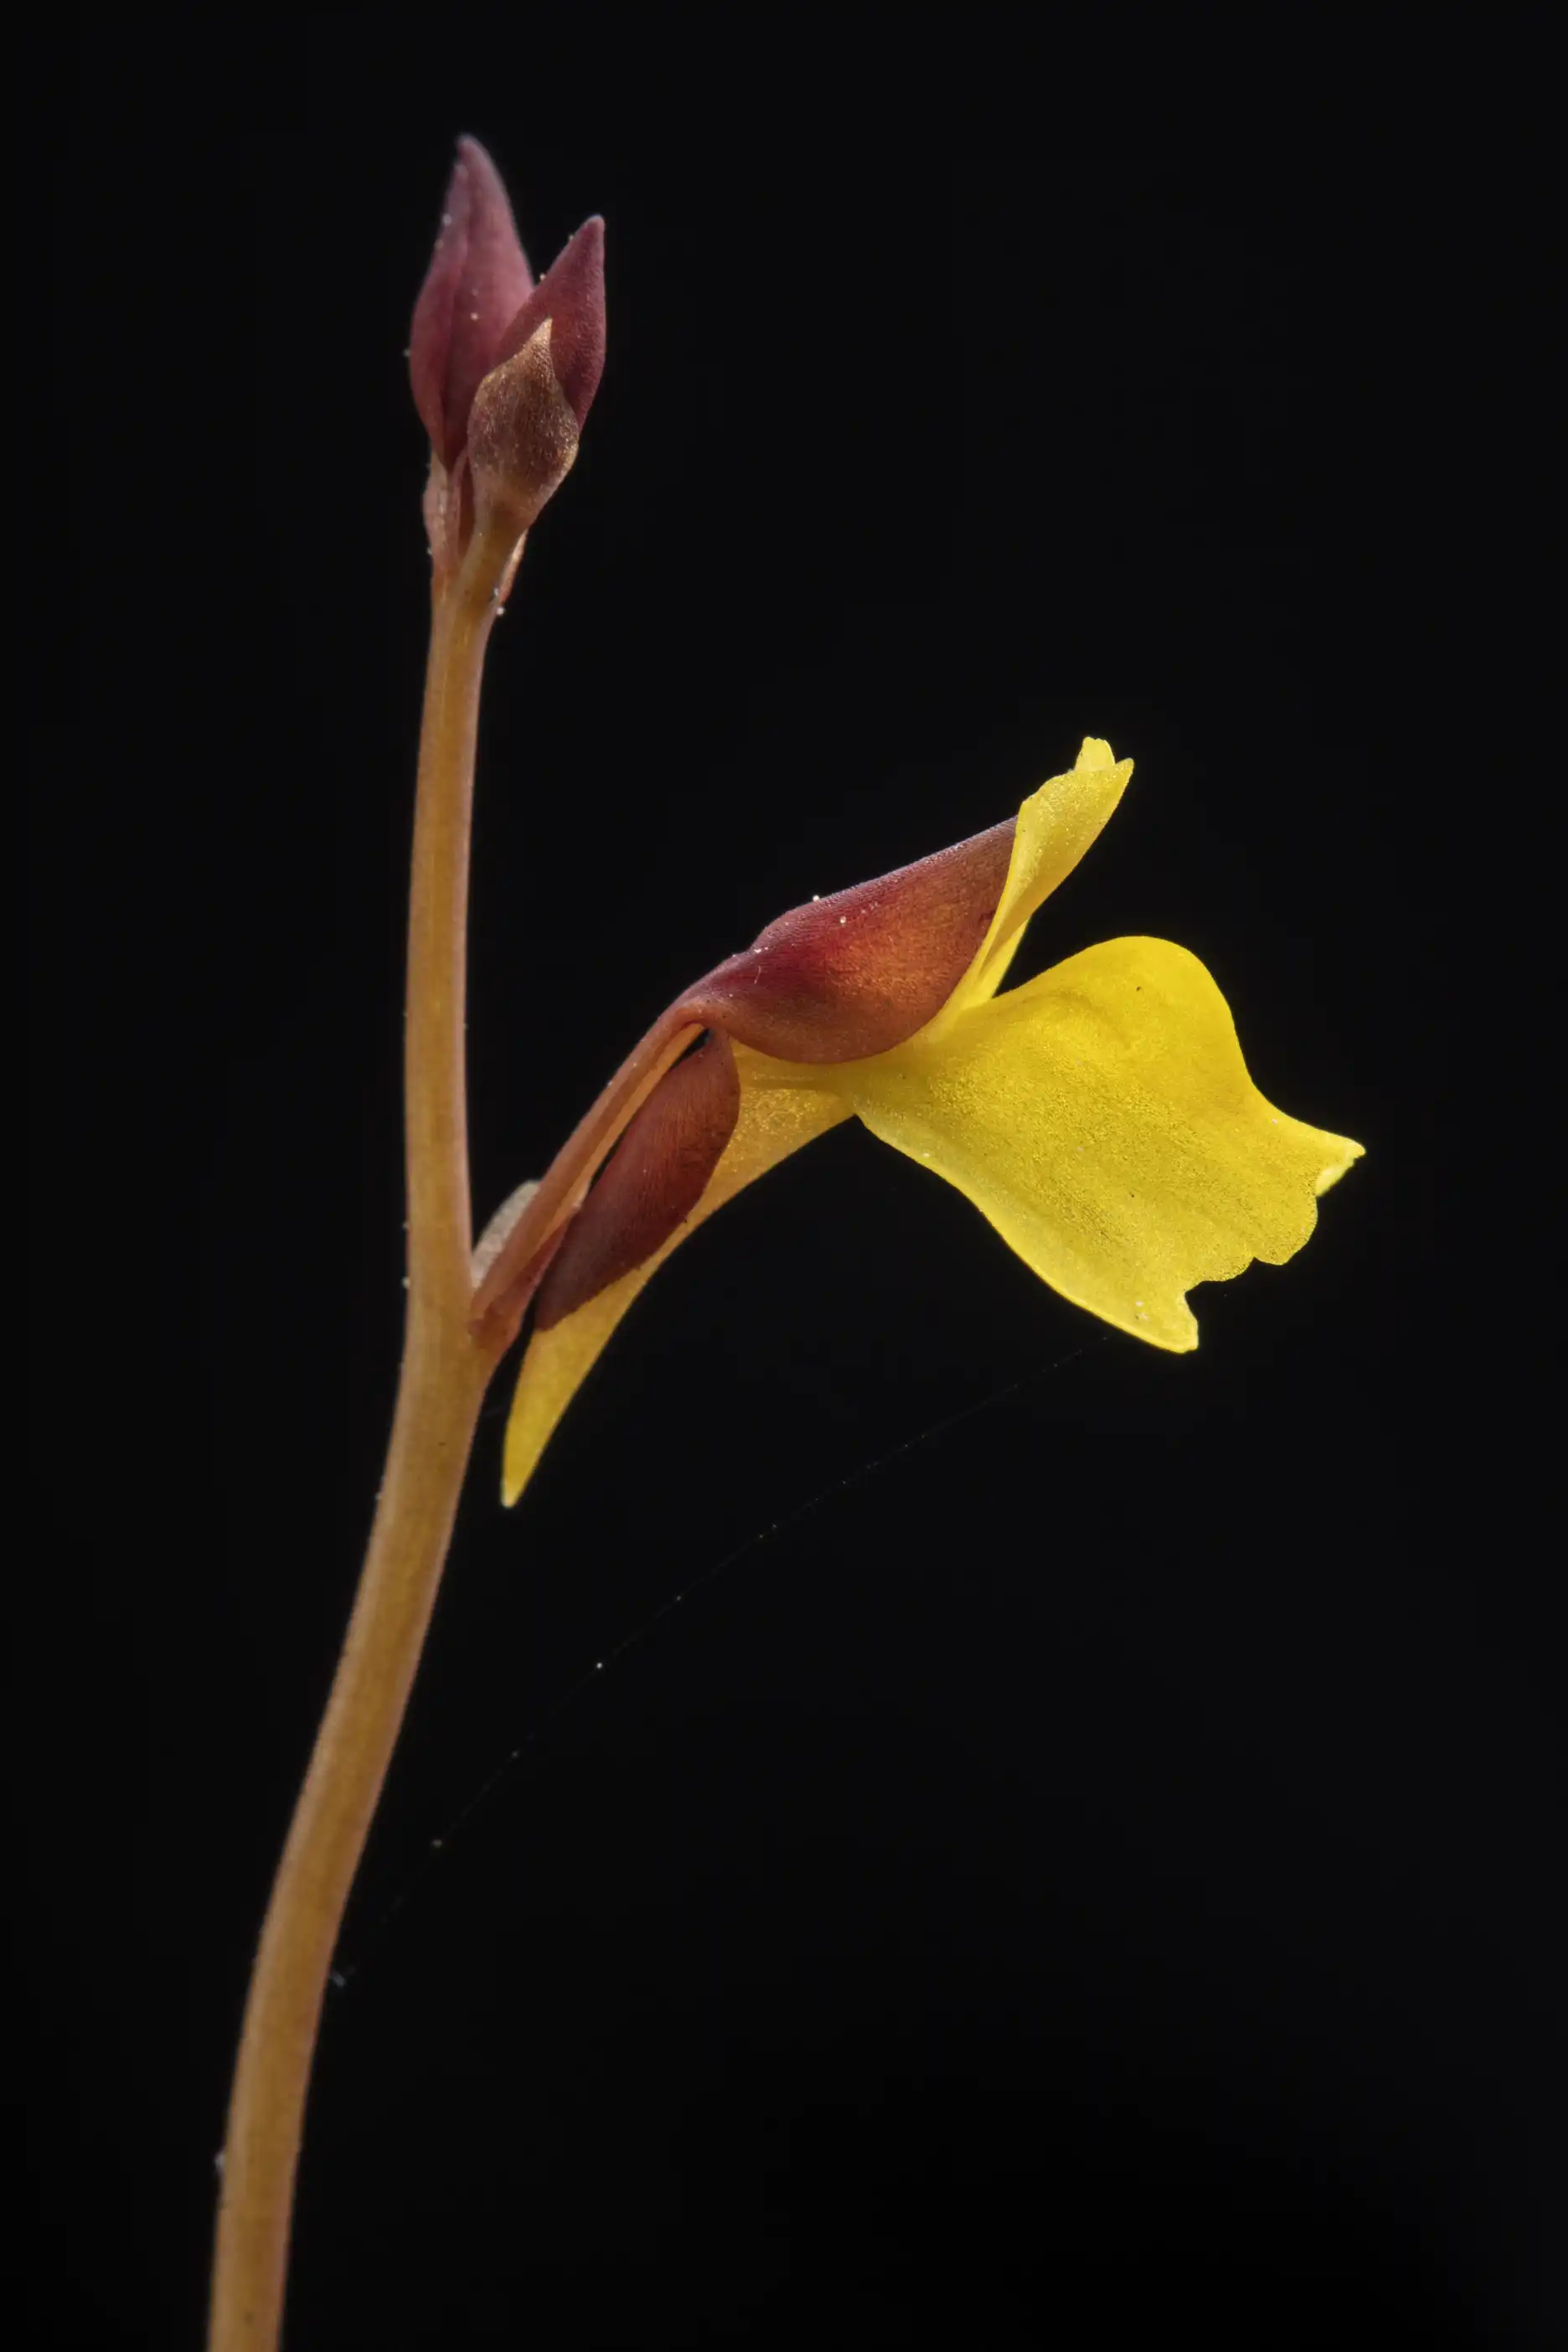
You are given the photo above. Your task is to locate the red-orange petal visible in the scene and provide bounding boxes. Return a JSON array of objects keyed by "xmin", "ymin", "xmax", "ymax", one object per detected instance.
[
  {"xmin": 678, "ymin": 818, "xmax": 1017, "ymax": 1063},
  {"xmin": 534, "ymin": 1034, "xmax": 741, "ymax": 1328}
]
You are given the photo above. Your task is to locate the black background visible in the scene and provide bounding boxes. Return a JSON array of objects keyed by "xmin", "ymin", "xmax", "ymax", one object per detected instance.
[{"xmin": 24, "ymin": 19, "xmax": 1557, "ymax": 2351}]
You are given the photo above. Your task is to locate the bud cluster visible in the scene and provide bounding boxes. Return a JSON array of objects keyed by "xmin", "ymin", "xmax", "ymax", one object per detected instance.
[{"xmin": 409, "ymin": 137, "xmax": 606, "ymax": 580}]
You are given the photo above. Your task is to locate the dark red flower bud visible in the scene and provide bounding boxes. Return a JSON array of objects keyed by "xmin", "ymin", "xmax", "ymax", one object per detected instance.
[
  {"xmin": 409, "ymin": 137, "xmax": 534, "ymax": 470},
  {"xmin": 466, "ymin": 218, "xmax": 606, "ymax": 538},
  {"xmin": 534, "ymin": 1035, "xmax": 740, "ymax": 1328},
  {"xmin": 679, "ymin": 819, "xmax": 1018, "ymax": 1062}
]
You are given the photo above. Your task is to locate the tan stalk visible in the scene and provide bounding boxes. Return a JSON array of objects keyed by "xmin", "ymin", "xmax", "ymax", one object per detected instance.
[{"xmin": 209, "ymin": 512, "xmax": 522, "ymax": 2352}]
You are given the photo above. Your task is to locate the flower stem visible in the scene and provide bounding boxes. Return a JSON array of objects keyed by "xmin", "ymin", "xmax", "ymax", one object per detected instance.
[{"xmin": 209, "ymin": 518, "xmax": 520, "ymax": 2352}]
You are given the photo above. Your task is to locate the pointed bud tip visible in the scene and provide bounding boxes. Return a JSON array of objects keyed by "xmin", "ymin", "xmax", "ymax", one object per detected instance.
[
  {"xmin": 453, "ymin": 132, "xmax": 500, "ymax": 180},
  {"xmin": 410, "ymin": 134, "xmax": 534, "ymax": 468},
  {"xmin": 494, "ymin": 215, "xmax": 606, "ymax": 428}
]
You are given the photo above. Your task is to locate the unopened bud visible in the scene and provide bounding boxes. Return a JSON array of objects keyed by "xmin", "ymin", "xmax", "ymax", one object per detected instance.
[
  {"xmin": 467, "ymin": 218, "xmax": 606, "ymax": 539},
  {"xmin": 409, "ymin": 137, "xmax": 534, "ymax": 471},
  {"xmin": 489, "ymin": 217, "xmax": 606, "ymax": 429}
]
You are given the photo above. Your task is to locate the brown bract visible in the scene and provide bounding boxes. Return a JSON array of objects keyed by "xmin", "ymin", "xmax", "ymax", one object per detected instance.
[{"xmin": 467, "ymin": 325, "xmax": 583, "ymax": 536}]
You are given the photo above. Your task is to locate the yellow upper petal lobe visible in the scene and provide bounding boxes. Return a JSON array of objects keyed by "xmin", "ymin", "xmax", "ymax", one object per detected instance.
[
  {"xmin": 839, "ymin": 935, "xmax": 1362, "ymax": 1351},
  {"xmin": 945, "ymin": 737, "xmax": 1135, "ymax": 1015}
]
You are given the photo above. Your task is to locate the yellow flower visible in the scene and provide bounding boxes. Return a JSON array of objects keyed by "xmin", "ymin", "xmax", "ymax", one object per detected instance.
[{"xmin": 478, "ymin": 740, "xmax": 1362, "ymax": 1504}]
